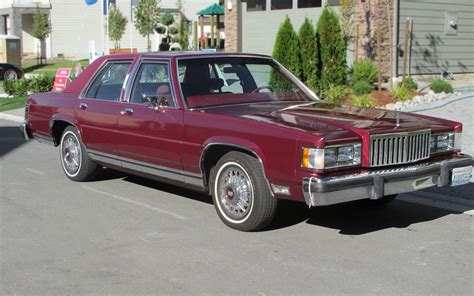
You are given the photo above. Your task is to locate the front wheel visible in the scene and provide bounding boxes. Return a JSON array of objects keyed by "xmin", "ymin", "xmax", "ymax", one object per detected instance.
[
  {"xmin": 210, "ymin": 152, "xmax": 277, "ymax": 231},
  {"xmin": 59, "ymin": 126, "xmax": 97, "ymax": 181}
]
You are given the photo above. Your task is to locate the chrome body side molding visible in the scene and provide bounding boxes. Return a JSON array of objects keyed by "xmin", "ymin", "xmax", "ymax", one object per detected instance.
[{"xmin": 88, "ymin": 150, "xmax": 204, "ymax": 190}]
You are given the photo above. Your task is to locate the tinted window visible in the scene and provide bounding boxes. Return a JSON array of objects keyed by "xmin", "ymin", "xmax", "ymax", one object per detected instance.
[
  {"xmin": 271, "ymin": 0, "xmax": 292, "ymax": 10},
  {"xmin": 130, "ymin": 63, "xmax": 175, "ymax": 106},
  {"xmin": 85, "ymin": 62, "xmax": 131, "ymax": 101},
  {"xmin": 247, "ymin": 0, "xmax": 266, "ymax": 11},
  {"xmin": 298, "ymin": 0, "xmax": 322, "ymax": 8}
]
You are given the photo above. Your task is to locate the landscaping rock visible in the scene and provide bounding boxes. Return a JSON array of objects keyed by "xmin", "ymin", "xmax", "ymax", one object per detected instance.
[{"xmin": 389, "ymin": 89, "xmax": 461, "ymax": 111}]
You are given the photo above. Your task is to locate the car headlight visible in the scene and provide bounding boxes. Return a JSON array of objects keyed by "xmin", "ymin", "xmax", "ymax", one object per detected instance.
[
  {"xmin": 302, "ymin": 144, "xmax": 362, "ymax": 169},
  {"xmin": 430, "ymin": 132, "xmax": 461, "ymax": 153}
]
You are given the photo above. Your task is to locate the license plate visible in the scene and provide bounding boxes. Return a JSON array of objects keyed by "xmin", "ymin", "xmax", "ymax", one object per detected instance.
[{"xmin": 450, "ymin": 166, "xmax": 472, "ymax": 187}]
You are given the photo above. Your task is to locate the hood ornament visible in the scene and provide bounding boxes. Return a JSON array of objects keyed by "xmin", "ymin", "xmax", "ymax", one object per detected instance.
[{"xmin": 396, "ymin": 112, "xmax": 400, "ymax": 127}]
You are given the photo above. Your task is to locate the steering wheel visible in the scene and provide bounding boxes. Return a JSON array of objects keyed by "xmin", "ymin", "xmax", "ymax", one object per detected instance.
[{"xmin": 251, "ymin": 86, "xmax": 273, "ymax": 93}]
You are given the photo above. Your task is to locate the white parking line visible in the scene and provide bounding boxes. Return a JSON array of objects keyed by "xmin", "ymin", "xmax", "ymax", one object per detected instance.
[
  {"xmin": 25, "ymin": 168, "xmax": 44, "ymax": 175},
  {"xmin": 82, "ymin": 185, "xmax": 190, "ymax": 220}
]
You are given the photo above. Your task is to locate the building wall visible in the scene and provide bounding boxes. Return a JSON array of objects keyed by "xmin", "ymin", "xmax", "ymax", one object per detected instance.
[
  {"xmin": 47, "ymin": 0, "xmax": 218, "ymax": 60},
  {"xmin": 159, "ymin": 0, "xmax": 216, "ymax": 22},
  {"xmin": 21, "ymin": 13, "xmax": 36, "ymax": 56},
  {"xmin": 355, "ymin": 0, "xmax": 394, "ymax": 78},
  {"xmin": 398, "ymin": 0, "xmax": 474, "ymax": 74},
  {"xmin": 241, "ymin": 0, "xmax": 325, "ymax": 55},
  {"xmin": 49, "ymin": 0, "xmax": 150, "ymax": 60}
]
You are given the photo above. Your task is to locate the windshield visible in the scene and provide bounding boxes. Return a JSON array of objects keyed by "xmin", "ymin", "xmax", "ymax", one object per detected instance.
[{"xmin": 177, "ymin": 57, "xmax": 316, "ymax": 108}]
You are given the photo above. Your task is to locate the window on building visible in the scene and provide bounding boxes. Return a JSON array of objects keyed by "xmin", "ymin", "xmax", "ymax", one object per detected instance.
[
  {"xmin": 3, "ymin": 15, "xmax": 10, "ymax": 35},
  {"xmin": 328, "ymin": 0, "xmax": 340, "ymax": 6},
  {"xmin": 247, "ymin": 0, "xmax": 266, "ymax": 11},
  {"xmin": 298, "ymin": 0, "xmax": 322, "ymax": 8},
  {"xmin": 271, "ymin": 0, "xmax": 293, "ymax": 10}
]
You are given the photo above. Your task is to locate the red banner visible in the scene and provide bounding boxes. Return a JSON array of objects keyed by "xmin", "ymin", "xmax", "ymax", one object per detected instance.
[{"xmin": 52, "ymin": 68, "xmax": 72, "ymax": 92}]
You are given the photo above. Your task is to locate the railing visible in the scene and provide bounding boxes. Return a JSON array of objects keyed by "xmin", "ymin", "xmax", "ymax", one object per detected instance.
[{"xmin": 0, "ymin": 0, "xmax": 51, "ymax": 9}]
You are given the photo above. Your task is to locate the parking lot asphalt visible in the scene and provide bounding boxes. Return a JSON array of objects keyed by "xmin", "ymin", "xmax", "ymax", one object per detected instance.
[{"xmin": 1, "ymin": 118, "xmax": 473, "ymax": 295}]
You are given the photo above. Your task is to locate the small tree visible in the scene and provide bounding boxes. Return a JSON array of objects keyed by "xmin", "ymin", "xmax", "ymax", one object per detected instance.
[
  {"xmin": 108, "ymin": 4, "xmax": 128, "ymax": 50},
  {"xmin": 316, "ymin": 7, "xmax": 347, "ymax": 94},
  {"xmin": 339, "ymin": 0, "xmax": 356, "ymax": 47},
  {"xmin": 134, "ymin": 0, "xmax": 160, "ymax": 51},
  {"xmin": 160, "ymin": 12, "xmax": 175, "ymax": 43},
  {"xmin": 298, "ymin": 18, "xmax": 318, "ymax": 92},
  {"xmin": 176, "ymin": 0, "xmax": 189, "ymax": 50},
  {"xmin": 32, "ymin": 5, "xmax": 51, "ymax": 64},
  {"xmin": 179, "ymin": 21, "xmax": 189, "ymax": 50},
  {"xmin": 269, "ymin": 16, "xmax": 301, "ymax": 92}
]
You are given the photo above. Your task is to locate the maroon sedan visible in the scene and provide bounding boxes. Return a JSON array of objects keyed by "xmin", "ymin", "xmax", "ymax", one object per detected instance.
[{"xmin": 20, "ymin": 52, "xmax": 473, "ymax": 231}]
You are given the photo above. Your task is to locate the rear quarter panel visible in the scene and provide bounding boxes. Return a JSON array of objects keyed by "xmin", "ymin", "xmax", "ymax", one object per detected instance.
[{"xmin": 27, "ymin": 92, "xmax": 78, "ymax": 140}]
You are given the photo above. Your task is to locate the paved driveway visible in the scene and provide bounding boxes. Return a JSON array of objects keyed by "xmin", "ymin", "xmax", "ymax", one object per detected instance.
[
  {"xmin": 406, "ymin": 88, "xmax": 474, "ymax": 198},
  {"xmin": 1, "ymin": 118, "xmax": 473, "ymax": 295}
]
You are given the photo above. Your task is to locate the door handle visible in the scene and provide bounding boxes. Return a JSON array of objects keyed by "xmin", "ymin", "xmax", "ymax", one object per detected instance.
[
  {"xmin": 120, "ymin": 108, "xmax": 134, "ymax": 115},
  {"xmin": 79, "ymin": 102, "xmax": 88, "ymax": 109}
]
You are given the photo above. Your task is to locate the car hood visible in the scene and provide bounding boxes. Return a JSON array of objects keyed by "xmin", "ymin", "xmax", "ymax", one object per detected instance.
[{"xmin": 201, "ymin": 101, "xmax": 457, "ymax": 142}]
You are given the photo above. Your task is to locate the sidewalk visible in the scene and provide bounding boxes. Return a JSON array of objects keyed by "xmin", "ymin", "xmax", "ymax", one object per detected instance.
[{"xmin": 0, "ymin": 107, "xmax": 24, "ymax": 122}]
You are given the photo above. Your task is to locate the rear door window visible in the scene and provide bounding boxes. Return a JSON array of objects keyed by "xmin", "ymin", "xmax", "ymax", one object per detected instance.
[
  {"xmin": 85, "ymin": 62, "xmax": 132, "ymax": 101},
  {"xmin": 129, "ymin": 62, "xmax": 175, "ymax": 107}
]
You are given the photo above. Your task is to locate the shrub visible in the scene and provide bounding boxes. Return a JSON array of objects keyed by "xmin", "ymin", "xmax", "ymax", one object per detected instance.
[
  {"xmin": 29, "ymin": 75, "xmax": 54, "ymax": 93},
  {"xmin": 352, "ymin": 59, "xmax": 378, "ymax": 83},
  {"xmin": 351, "ymin": 80, "xmax": 373, "ymax": 95},
  {"xmin": 155, "ymin": 26, "xmax": 166, "ymax": 34},
  {"xmin": 169, "ymin": 26, "xmax": 179, "ymax": 35},
  {"xmin": 316, "ymin": 7, "xmax": 347, "ymax": 94},
  {"xmin": 392, "ymin": 84, "xmax": 413, "ymax": 101},
  {"xmin": 325, "ymin": 84, "xmax": 346, "ymax": 104},
  {"xmin": 431, "ymin": 79, "xmax": 453, "ymax": 93},
  {"xmin": 298, "ymin": 17, "xmax": 318, "ymax": 92},
  {"xmin": 12, "ymin": 79, "xmax": 31, "ymax": 96},
  {"xmin": 1, "ymin": 79, "xmax": 16, "ymax": 96},
  {"xmin": 270, "ymin": 16, "xmax": 302, "ymax": 92},
  {"xmin": 2, "ymin": 75, "xmax": 54, "ymax": 97},
  {"xmin": 401, "ymin": 76, "xmax": 418, "ymax": 91},
  {"xmin": 351, "ymin": 95, "xmax": 376, "ymax": 108}
]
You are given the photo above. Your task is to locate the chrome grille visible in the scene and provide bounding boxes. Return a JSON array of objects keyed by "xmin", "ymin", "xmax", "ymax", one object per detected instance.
[{"xmin": 369, "ymin": 130, "xmax": 431, "ymax": 167}]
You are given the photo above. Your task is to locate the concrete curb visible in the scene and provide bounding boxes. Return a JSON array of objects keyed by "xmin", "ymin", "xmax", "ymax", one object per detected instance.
[{"xmin": 0, "ymin": 112, "xmax": 24, "ymax": 123}]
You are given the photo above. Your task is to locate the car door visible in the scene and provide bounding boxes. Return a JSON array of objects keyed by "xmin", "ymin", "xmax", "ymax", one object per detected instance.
[
  {"xmin": 117, "ymin": 60, "xmax": 185, "ymax": 181},
  {"xmin": 76, "ymin": 61, "xmax": 133, "ymax": 157}
]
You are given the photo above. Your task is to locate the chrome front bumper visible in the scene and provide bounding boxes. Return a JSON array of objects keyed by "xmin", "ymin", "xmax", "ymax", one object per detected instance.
[
  {"xmin": 302, "ymin": 155, "xmax": 474, "ymax": 207},
  {"xmin": 19, "ymin": 122, "xmax": 30, "ymax": 140}
]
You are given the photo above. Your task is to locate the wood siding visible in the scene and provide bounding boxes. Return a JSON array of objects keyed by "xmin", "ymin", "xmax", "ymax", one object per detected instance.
[{"xmin": 398, "ymin": 0, "xmax": 474, "ymax": 74}]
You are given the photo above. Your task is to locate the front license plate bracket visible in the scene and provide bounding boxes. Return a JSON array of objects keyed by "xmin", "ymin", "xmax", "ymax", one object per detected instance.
[{"xmin": 450, "ymin": 166, "xmax": 472, "ymax": 187}]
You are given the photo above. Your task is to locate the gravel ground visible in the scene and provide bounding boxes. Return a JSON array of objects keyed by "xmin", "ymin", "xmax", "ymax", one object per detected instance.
[{"xmin": 405, "ymin": 87, "xmax": 474, "ymax": 200}]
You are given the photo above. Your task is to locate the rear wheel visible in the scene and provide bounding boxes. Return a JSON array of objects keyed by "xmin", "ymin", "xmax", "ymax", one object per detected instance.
[
  {"xmin": 59, "ymin": 126, "xmax": 97, "ymax": 181},
  {"xmin": 210, "ymin": 152, "xmax": 277, "ymax": 231}
]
